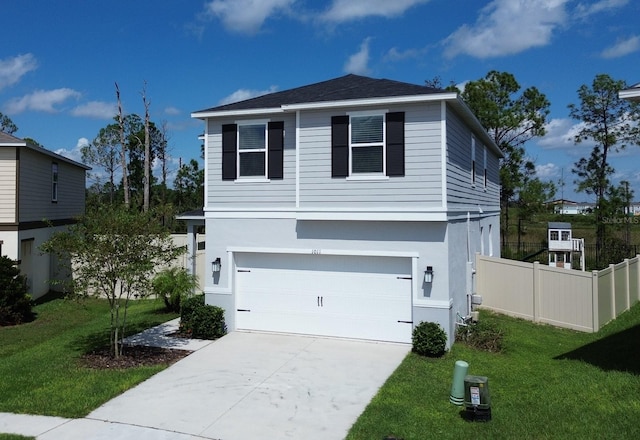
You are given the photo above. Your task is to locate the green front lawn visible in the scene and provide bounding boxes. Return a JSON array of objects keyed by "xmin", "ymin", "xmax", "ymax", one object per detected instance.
[
  {"xmin": 0, "ymin": 296, "xmax": 178, "ymax": 418},
  {"xmin": 347, "ymin": 305, "xmax": 640, "ymax": 440}
]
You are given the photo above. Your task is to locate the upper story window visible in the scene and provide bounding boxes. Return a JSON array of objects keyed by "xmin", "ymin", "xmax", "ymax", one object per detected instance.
[
  {"xmin": 561, "ymin": 230, "xmax": 570, "ymax": 241},
  {"xmin": 51, "ymin": 162, "xmax": 59, "ymax": 202},
  {"xmin": 238, "ymin": 123, "xmax": 267, "ymax": 178},
  {"xmin": 550, "ymin": 230, "xmax": 559, "ymax": 240},
  {"xmin": 331, "ymin": 112, "xmax": 404, "ymax": 178},
  {"xmin": 350, "ymin": 114, "xmax": 384, "ymax": 174},
  {"xmin": 483, "ymin": 146, "xmax": 487, "ymax": 190},
  {"xmin": 221, "ymin": 121, "xmax": 284, "ymax": 181},
  {"xmin": 471, "ymin": 136, "xmax": 476, "ymax": 186}
]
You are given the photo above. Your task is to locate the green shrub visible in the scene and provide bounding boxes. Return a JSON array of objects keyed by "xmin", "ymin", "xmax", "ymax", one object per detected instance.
[
  {"xmin": 456, "ymin": 318, "xmax": 505, "ymax": 353},
  {"xmin": 152, "ymin": 267, "xmax": 199, "ymax": 312},
  {"xmin": 179, "ymin": 294, "xmax": 226, "ymax": 340},
  {"xmin": 0, "ymin": 256, "xmax": 34, "ymax": 326},
  {"xmin": 412, "ymin": 321, "xmax": 447, "ymax": 357}
]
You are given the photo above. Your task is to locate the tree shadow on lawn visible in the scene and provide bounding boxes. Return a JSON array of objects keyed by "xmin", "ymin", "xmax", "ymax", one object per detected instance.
[
  {"xmin": 70, "ymin": 319, "xmax": 176, "ymax": 354},
  {"xmin": 554, "ymin": 324, "xmax": 640, "ymax": 375}
]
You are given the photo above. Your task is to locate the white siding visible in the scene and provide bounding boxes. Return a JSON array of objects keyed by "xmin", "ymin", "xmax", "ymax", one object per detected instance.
[
  {"xmin": 205, "ymin": 114, "xmax": 297, "ymax": 208},
  {"xmin": 0, "ymin": 148, "xmax": 17, "ymax": 223}
]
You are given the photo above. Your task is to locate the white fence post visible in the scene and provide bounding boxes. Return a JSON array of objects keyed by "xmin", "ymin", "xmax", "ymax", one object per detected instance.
[
  {"xmin": 591, "ymin": 270, "xmax": 599, "ymax": 332},
  {"xmin": 533, "ymin": 261, "xmax": 539, "ymax": 323},
  {"xmin": 624, "ymin": 259, "xmax": 630, "ymax": 312},
  {"xmin": 609, "ymin": 263, "xmax": 616, "ymax": 321}
]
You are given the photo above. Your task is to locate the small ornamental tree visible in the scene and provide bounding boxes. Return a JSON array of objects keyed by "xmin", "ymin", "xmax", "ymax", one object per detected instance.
[
  {"xmin": 0, "ymin": 256, "xmax": 33, "ymax": 326},
  {"xmin": 41, "ymin": 206, "xmax": 185, "ymax": 358}
]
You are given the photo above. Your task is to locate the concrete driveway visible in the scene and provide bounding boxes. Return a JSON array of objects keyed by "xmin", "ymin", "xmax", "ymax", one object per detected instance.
[{"xmin": 39, "ymin": 331, "xmax": 409, "ymax": 440}]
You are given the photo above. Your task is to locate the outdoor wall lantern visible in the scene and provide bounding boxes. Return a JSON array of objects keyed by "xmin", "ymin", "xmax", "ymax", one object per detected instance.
[
  {"xmin": 424, "ymin": 266, "xmax": 434, "ymax": 283},
  {"xmin": 212, "ymin": 257, "xmax": 222, "ymax": 273}
]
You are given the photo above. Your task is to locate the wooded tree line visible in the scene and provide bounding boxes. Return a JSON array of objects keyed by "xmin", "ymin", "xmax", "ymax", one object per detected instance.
[{"xmin": 79, "ymin": 83, "xmax": 203, "ymax": 231}]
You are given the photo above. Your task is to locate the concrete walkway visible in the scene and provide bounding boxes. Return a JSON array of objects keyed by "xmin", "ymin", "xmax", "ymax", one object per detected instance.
[{"xmin": 1, "ymin": 322, "xmax": 409, "ymax": 439}]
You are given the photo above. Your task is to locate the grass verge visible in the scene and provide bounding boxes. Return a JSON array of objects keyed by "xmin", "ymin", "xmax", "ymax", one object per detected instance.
[
  {"xmin": 347, "ymin": 304, "xmax": 640, "ymax": 440},
  {"xmin": 0, "ymin": 295, "xmax": 178, "ymax": 418}
]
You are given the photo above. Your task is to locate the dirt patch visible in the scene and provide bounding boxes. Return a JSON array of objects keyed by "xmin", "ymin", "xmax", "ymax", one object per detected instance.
[{"xmin": 81, "ymin": 345, "xmax": 191, "ymax": 369}]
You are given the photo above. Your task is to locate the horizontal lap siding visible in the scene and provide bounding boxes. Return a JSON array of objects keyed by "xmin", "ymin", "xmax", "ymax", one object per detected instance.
[
  {"xmin": 18, "ymin": 149, "xmax": 86, "ymax": 222},
  {"xmin": 0, "ymin": 148, "xmax": 17, "ymax": 223},
  {"xmin": 299, "ymin": 104, "xmax": 443, "ymax": 208},
  {"xmin": 206, "ymin": 115, "xmax": 296, "ymax": 208},
  {"xmin": 446, "ymin": 107, "xmax": 500, "ymax": 210}
]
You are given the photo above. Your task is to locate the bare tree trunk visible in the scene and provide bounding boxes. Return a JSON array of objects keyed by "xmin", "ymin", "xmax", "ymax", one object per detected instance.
[
  {"xmin": 116, "ymin": 82, "xmax": 130, "ymax": 207},
  {"xmin": 142, "ymin": 82, "xmax": 151, "ymax": 212}
]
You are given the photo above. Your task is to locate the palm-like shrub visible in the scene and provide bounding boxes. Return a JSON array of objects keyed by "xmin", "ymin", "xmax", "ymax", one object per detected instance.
[{"xmin": 152, "ymin": 267, "xmax": 199, "ymax": 312}]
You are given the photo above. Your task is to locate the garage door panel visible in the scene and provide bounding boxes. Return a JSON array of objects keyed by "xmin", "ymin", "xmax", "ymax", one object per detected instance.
[{"xmin": 235, "ymin": 253, "xmax": 412, "ymax": 343}]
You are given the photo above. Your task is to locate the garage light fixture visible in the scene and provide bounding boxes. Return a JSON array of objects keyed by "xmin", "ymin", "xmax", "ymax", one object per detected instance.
[
  {"xmin": 212, "ymin": 257, "xmax": 222, "ymax": 273},
  {"xmin": 424, "ymin": 266, "xmax": 434, "ymax": 283}
]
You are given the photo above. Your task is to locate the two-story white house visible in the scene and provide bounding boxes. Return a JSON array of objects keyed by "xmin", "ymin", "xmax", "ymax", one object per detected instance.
[
  {"xmin": 0, "ymin": 132, "xmax": 89, "ymax": 299},
  {"xmin": 189, "ymin": 74, "xmax": 502, "ymax": 345}
]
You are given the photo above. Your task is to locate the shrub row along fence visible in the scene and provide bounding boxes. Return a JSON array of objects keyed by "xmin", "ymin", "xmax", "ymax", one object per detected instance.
[
  {"xmin": 501, "ymin": 242, "xmax": 640, "ymax": 271},
  {"xmin": 475, "ymin": 253, "xmax": 640, "ymax": 332}
]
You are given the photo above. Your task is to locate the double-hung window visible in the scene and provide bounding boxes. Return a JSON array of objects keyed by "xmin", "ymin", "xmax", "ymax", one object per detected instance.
[
  {"xmin": 238, "ymin": 122, "xmax": 267, "ymax": 178},
  {"xmin": 51, "ymin": 162, "xmax": 59, "ymax": 202},
  {"xmin": 331, "ymin": 111, "xmax": 404, "ymax": 178},
  {"xmin": 221, "ymin": 120, "xmax": 284, "ymax": 181},
  {"xmin": 350, "ymin": 113, "xmax": 384, "ymax": 175}
]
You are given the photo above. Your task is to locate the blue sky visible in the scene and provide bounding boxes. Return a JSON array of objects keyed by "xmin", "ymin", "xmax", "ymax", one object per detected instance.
[{"xmin": 2, "ymin": 0, "xmax": 639, "ymax": 201}]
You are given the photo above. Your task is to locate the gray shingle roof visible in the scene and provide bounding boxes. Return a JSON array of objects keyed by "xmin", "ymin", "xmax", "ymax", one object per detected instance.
[
  {"xmin": 194, "ymin": 74, "xmax": 444, "ymax": 113},
  {"xmin": 0, "ymin": 131, "xmax": 90, "ymax": 170}
]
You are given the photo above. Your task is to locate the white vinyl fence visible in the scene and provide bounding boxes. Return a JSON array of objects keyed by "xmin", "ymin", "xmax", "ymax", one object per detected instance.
[
  {"xmin": 171, "ymin": 233, "xmax": 206, "ymax": 292},
  {"xmin": 475, "ymin": 253, "xmax": 640, "ymax": 332}
]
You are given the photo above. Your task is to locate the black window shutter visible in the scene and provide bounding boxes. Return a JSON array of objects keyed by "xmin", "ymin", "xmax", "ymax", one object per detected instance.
[
  {"xmin": 222, "ymin": 124, "xmax": 237, "ymax": 180},
  {"xmin": 386, "ymin": 112, "xmax": 405, "ymax": 177},
  {"xmin": 268, "ymin": 121, "xmax": 284, "ymax": 179},
  {"xmin": 331, "ymin": 115, "xmax": 349, "ymax": 177}
]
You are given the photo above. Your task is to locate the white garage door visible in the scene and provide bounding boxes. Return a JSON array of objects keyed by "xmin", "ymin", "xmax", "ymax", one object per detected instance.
[{"xmin": 234, "ymin": 252, "xmax": 413, "ymax": 343}]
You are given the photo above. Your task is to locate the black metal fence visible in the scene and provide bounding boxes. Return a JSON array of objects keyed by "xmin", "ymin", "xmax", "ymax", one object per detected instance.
[{"xmin": 501, "ymin": 242, "xmax": 640, "ymax": 271}]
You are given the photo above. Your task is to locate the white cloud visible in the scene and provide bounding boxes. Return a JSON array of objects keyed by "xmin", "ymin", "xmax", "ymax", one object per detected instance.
[
  {"xmin": 219, "ymin": 85, "xmax": 278, "ymax": 105},
  {"xmin": 4, "ymin": 88, "xmax": 81, "ymax": 114},
  {"xmin": 536, "ymin": 162, "xmax": 561, "ymax": 179},
  {"xmin": 321, "ymin": 0, "xmax": 429, "ymax": 23},
  {"xmin": 344, "ymin": 37, "xmax": 372, "ymax": 75},
  {"xmin": 54, "ymin": 137, "xmax": 88, "ymax": 164},
  {"xmin": 164, "ymin": 106, "xmax": 181, "ymax": 115},
  {"xmin": 575, "ymin": 0, "xmax": 628, "ymax": 18},
  {"xmin": 537, "ymin": 118, "xmax": 584, "ymax": 149},
  {"xmin": 71, "ymin": 101, "xmax": 116, "ymax": 119},
  {"xmin": 443, "ymin": 0, "xmax": 569, "ymax": 59},
  {"xmin": 0, "ymin": 53, "xmax": 38, "ymax": 92},
  {"xmin": 600, "ymin": 35, "xmax": 640, "ymax": 58},
  {"xmin": 383, "ymin": 46, "xmax": 425, "ymax": 62},
  {"xmin": 202, "ymin": 0, "xmax": 295, "ymax": 34}
]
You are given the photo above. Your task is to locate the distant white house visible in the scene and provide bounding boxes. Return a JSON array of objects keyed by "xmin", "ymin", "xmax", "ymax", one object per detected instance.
[
  {"xmin": 619, "ymin": 82, "xmax": 640, "ymax": 101},
  {"xmin": 0, "ymin": 132, "xmax": 89, "ymax": 299},
  {"xmin": 184, "ymin": 74, "xmax": 503, "ymax": 346}
]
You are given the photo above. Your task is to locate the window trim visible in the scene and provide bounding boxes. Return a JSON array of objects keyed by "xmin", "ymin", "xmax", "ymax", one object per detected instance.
[
  {"xmin": 235, "ymin": 119, "xmax": 270, "ymax": 180},
  {"xmin": 347, "ymin": 110, "xmax": 387, "ymax": 177},
  {"xmin": 51, "ymin": 162, "xmax": 59, "ymax": 203}
]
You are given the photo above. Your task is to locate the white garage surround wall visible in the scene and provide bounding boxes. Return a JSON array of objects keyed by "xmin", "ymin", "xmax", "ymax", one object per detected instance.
[{"xmin": 203, "ymin": 217, "xmax": 467, "ymax": 344}]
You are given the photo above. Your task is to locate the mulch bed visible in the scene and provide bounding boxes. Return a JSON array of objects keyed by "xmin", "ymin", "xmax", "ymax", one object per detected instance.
[{"xmin": 81, "ymin": 345, "xmax": 191, "ymax": 369}]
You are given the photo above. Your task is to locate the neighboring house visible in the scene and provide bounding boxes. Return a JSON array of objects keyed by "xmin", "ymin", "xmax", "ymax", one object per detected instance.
[
  {"xmin": 548, "ymin": 199, "xmax": 579, "ymax": 215},
  {"xmin": 186, "ymin": 74, "xmax": 502, "ymax": 345},
  {"xmin": 0, "ymin": 132, "xmax": 89, "ymax": 299},
  {"xmin": 619, "ymin": 82, "xmax": 640, "ymax": 101}
]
